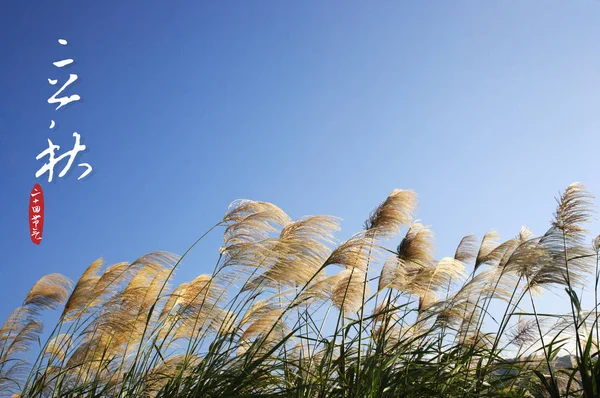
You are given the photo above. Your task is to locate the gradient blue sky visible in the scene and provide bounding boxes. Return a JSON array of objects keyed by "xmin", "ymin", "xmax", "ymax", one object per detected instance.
[{"xmin": 1, "ymin": 1, "xmax": 599, "ymax": 329}]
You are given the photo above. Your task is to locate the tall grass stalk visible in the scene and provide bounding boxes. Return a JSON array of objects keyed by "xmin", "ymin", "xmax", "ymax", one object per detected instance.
[{"xmin": 1, "ymin": 185, "xmax": 599, "ymax": 397}]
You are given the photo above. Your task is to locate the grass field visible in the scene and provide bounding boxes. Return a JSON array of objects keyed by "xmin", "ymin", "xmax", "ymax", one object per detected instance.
[{"xmin": 1, "ymin": 183, "xmax": 599, "ymax": 397}]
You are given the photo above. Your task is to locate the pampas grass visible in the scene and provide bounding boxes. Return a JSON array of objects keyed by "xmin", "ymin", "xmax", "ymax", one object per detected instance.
[{"xmin": 1, "ymin": 183, "xmax": 600, "ymax": 397}]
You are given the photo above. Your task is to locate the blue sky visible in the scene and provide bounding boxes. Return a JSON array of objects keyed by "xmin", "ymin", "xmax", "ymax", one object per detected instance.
[{"xmin": 1, "ymin": 1, "xmax": 599, "ymax": 332}]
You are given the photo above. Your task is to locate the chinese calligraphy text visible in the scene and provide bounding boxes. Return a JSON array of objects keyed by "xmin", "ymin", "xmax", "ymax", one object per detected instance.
[{"xmin": 28, "ymin": 184, "xmax": 44, "ymax": 245}]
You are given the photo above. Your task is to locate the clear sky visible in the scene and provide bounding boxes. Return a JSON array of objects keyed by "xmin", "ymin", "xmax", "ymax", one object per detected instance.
[{"xmin": 1, "ymin": 1, "xmax": 599, "ymax": 332}]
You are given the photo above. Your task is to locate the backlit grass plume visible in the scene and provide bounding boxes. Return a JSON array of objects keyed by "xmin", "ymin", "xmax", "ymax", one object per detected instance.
[{"xmin": 1, "ymin": 183, "xmax": 599, "ymax": 397}]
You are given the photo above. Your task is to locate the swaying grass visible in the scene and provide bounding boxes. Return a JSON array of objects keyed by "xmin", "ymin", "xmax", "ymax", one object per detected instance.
[{"xmin": 2, "ymin": 184, "xmax": 600, "ymax": 397}]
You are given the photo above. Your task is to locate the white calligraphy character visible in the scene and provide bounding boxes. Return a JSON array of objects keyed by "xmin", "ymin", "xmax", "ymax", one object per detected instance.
[{"xmin": 35, "ymin": 132, "xmax": 93, "ymax": 182}]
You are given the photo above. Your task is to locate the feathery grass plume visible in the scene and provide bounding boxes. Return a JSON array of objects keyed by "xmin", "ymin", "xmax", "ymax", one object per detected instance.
[
  {"xmin": 64, "ymin": 337, "xmax": 106, "ymax": 380},
  {"xmin": 434, "ymin": 299, "xmax": 469, "ymax": 329},
  {"xmin": 239, "ymin": 304, "xmax": 289, "ymax": 358},
  {"xmin": 167, "ymin": 318, "xmax": 198, "ymax": 342},
  {"xmin": 518, "ymin": 225, "xmax": 534, "ymax": 243},
  {"xmin": 158, "ymin": 282, "xmax": 190, "ymax": 322},
  {"xmin": 496, "ymin": 228, "xmax": 536, "ymax": 270},
  {"xmin": 222, "ymin": 200, "xmax": 291, "ymax": 246},
  {"xmin": 506, "ymin": 316, "xmax": 539, "ymax": 349},
  {"xmin": 80, "ymin": 265, "xmax": 171, "ymax": 369},
  {"xmin": 214, "ymin": 308, "xmax": 237, "ymax": 336},
  {"xmin": 397, "ymin": 257, "xmax": 465, "ymax": 299},
  {"xmin": 180, "ymin": 274, "xmax": 224, "ymax": 308},
  {"xmin": 276, "ymin": 216, "xmax": 339, "ymax": 279},
  {"xmin": 43, "ymin": 333, "xmax": 73, "ymax": 363},
  {"xmin": 502, "ymin": 236, "xmax": 551, "ymax": 281},
  {"xmin": 168, "ymin": 306, "xmax": 234, "ymax": 342},
  {"xmin": 288, "ymin": 342, "xmax": 326, "ymax": 379},
  {"xmin": 143, "ymin": 354, "xmax": 202, "ymax": 395},
  {"xmin": 398, "ymin": 319, "xmax": 430, "ymax": 346},
  {"xmin": 418, "ymin": 291, "xmax": 438, "ymax": 313},
  {"xmin": 332, "ymin": 268, "xmax": 368, "ymax": 313},
  {"xmin": 30, "ymin": 365, "xmax": 63, "ymax": 397},
  {"xmin": 0, "ymin": 309, "xmax": 43, "ymax": 396},
  {"xmin": 593, "ymin": 235, "xmax": 600, "ymax": 252},
  {"xmin": 459, "ymin": 331, "xmax": 494, "ymax": 351},
  {"xmin": 135, "ymin": 251, "xmax": 180, "ymax": 273},
  {"xmin": 474, "ymin": 231, "xmax": 500, "ymax": 271},
  {"xmin": 108, "ymin": 252, "xmax": 177, "ymax": 319},
  {"xmin": 437, "ymin": 267, "xmax": 512, "ymax": 329},
  {"xmin": 552, "ymin": 182, "xmax": 594, "ymax": 239},
  {"xmin": 455, "ymin": 266, "xmax": 520, "ymax": 348},
  {"xmin": 238, "ymin": 271, "xmax": 274, "ymax": 293},
  {"xmin": 298, "ymin": 270, "xmax": 343, "ymax": 305},
  {"xmin": 90, "ymin": 261, "xmax": 133, "ymax": 299},
  {"xmin": 532, "ymin": 227, "xmax": 593, "ymax": 289},
  {"xmin": 166, "ymin": 274, "xmax": 227, "ymax": 338},
  {"xmin": 372, "ymin": 301, "xmax": 400, "ymax": 324},
  {"xmin": 529, "ymin": 183, "xmax": 597, "ymax": 293},
  {"xmin": 118, "ymin": 264, "xmax": 170, "ymax": 311},
  {"xmin": 548, "ymin": 312, "xmax": 583, "ymax": 338},
  {"xmin": 62, "ymin": 258, "xmax": 103, "ymax": 321},
  {"xmin": 454, "ymin": 234, "xmax": 479, "ymax": 264},
  {"xmin": 575, "ymin": 310, "xmax": 600, "ymax": 338},
  {"xmin": 481, "ymin": 238, "xmax": 519, "ymax": 269},
  {"xmin": 397, "ymin": 223, "xmax": 435, "ymax": 266},
  {"xmin": 424, "ymin": 257, "xmax": 466, "ymax": 292},
  {"xmin": 280, "ymin": 215, "xmax": 340, "ymax": 244},
  {"xmin": 224, "ymin": 212, "xmax": 284, "ymax": 247},
  {"xmin": 240, "ymin": 298, "xmax": 282, "ymax": 327},
  {"xmin": 90, "ymin": 257, "xmax": 157, "ymax": 305},
  {"xmin": 222, "ymin": 239, "xmax": 283, "ymax": 276},
  {"xmin": 0, "ymin": 319, "xmax": 42, "ymax": 360},
  {"xmin": 364, "ymin": 189, "xmax": 417, "ymax": 238},
  {"xmin": 0, "ymin": 308, "xmax": 38, "ymax": 388},
  {"xmin": 378, "ymin": 256, "xmax": 407, "ymax": 292},
  {"xmin": 455, "ymin": 309, "xmax": 485, "ymax": 347},
  {"xmin": 324, "ymin": 232, "xmax": 375, "ymax": 271},
  {"xmin": 118, "ymin": 267, "xmax": 172, "ymax": 348},
  {"xmin": 479, "ymin": 266, "xmax": 521, "ymax": 303},
  {"xmin": 0, "ymin": 307, "xmax": 35, "ymax": 346},
  {"xmin": 241, "ymin": 308, "xmax": 287, "ymax": 341},
  {"xmin": 378, "ymin": 224, "xmax": 436, "ymax": 293},
  {"xmin": 371, "ymin": 321, "xmax": 405, "ymax": 351},
  {"xmin": 247, "ymin": 216, "xmax": 340, "ymax": 289},
  {"xmin": 223, "ymin": 200, "xmax": 290, "ymax": 225},
  {"xmin": 24, "ymin": 274, "xmax": 72, "ymax": 312},
  {"xmin": 83, "ymin": 306, "xmax": 134, "ymax": 352},
  {"xmin": 495, "ymin": 239, "xmax": 524, "ymax": 270}
]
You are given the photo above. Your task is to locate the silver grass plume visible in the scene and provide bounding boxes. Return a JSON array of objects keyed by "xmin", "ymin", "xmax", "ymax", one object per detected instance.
[
  {"xmin": 364, "ymin": 189, "xmax": 417, "ymax": 238},
  {"xmin": 324, "ymin": 232, "xmax": 376, "ymax": 272},
  {"xmin": 454, "ymin": 234, "xmax": 479, "ymax": 265},
  {"xmin": 332, "ymin": 268, "xmax": 368, "ymax": 313},
  {"xmin": 222, "ymin": 200, "xmax": 291, "ymax": 246},
  {"xmin": 62, "ymin": 258, "xmax": 103, "ymax": 321},
  {"xmin": 474, "ymin": 231, "xmax": 500, "ymax": 271},
  {"xmin": 246, "ymin": 216, "xmax": 340, "ymax": 289},
  {"xmin": 24, "ymin": 273, "xmax": 72, "ymax": 312}
]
